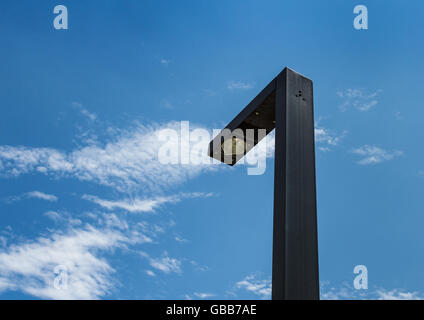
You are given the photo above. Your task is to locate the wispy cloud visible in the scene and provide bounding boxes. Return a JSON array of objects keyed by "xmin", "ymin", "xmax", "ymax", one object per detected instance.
[
  {"xmin": 145, "ymin": 270, "xmax": 156, "ymax": 277},
  {"xmin": 194, "ymin": 292, "xmax": 215, "ymax": 299},
  {"xmin": 184, "ymin": 292, "xmax": 215, "ymax": 300},
  {"xmin": 0, "ymin": 122, "xmax": 216, "ymax": 192},
  {"xmin": 314, "ymin": 126, "xmax": 347, "ymax": 151},
  {"xmin": 351, "ymin": 145, "xmax": 403, "ymax": 165},
  {"xmin": 82, "ymin": 192, "xmax": 213, "ymax": 213},
  {"xmin": 227, "ymin": 81, "xmax": 255, "ymax": 90},
  {"xmin": 43, "ymin": 211, "xmax": 83, "ymax": 227},
  {"xmin": 0, "ymin": 208, "xmax": 155, "ymax": 300},
  {"xmin": 174, "ymin": 234, "xmax": 188, "ymax": 243},
  {"xmin": 233, "ymin": 273, "xmax": 271, "ymax": 299},
  {"xmin": 72, "ymin": 102, "xmax": 97, "ymax": 121},
  {"xmin": 160, "ymin": 58, "xmax": 171, "ymax": 66},
  {"xmin": 337, "ymin": 89, "xmax": 382, "ymax": 112},
  {"xmin": 231, "ymin": 277, "xmax": 423, "ymax": 300},
  {"xmin": 258, "ymin": 123, "xmax": 345, "ymax": 157},
  {"xmin": 189, "ymin": 260, "xmax": 209, "ymax": 272},
  {"xmin": 321, "ymin": 281, "xmax": 423, "ymax": 300},
  {"xmin": 320, "ymin": 281, "xmax": 367, "ymax": 300},
  {"xmin": 44, "ymin": 211, "xmax": 62, "ymax": 221},
  {"xmin": 3, "ymin": 191, "xmax": 58, "ymax": 203},
  {"xmin": 140, "ymin": 251, "xmax": 182, "ymax": 274},
  {"xmin": 26, "ymin": 191, "xmax": 58, "ymax": 202},
  {"xmin": 0, "ymin": 227, "xmax": 13, "ymax": 249},
  {"xmin": 0, "ymin": 226, "xmax": 127, "ymax": 299},
  {"xmin": 82, "ymin": 195, "xmax": 178, "ymax": 213},
  {"xmin": 375, "ymin": 289, "xmax": 423, "ymax": 300}
]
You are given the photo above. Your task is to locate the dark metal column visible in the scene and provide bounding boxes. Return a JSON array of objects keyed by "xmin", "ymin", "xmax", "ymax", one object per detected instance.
[{"xmin": 272, "ymin": 68, "xmax": 319, "ymax": 300}]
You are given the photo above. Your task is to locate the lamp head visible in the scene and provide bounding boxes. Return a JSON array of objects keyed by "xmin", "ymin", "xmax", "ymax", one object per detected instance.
[{"xmin": 208, "ymin": 77, "xmax": 277, "ymax": 166}]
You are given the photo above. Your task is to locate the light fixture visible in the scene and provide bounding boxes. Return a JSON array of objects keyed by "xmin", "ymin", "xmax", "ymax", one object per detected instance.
[
  {"xmin": 221, "ymin": 137, "xmax": 246, "ymax": 156},
  {"xmin": 207, "ymin": 67, "xmax": 319, "ymax": 300}
]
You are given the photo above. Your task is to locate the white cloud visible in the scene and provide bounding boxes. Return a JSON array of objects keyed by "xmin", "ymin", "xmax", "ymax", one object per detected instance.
[
  {"xmin": 263, "ymin": 124, "xmax": 346, "ymax": 156},
  {"xmin": 320, "ymin": 282, "xmax": 367, "ymax": 300},
  {"xmin": 145, "ymin": 270, "xmax": 156, "ymax": 277},
  {"xmin": 0, "ymin": 146, "xmax": 73, "ymax": 177},
  {"xmin": 102, "ymin": 213, "xmax": 130, "ymax": 231},
  {"xmin": 0, "ymin": 120, "xmax": 220, "ymax": 299},
  {"xmin": 234, "ymin": 273, "xmax": 271, "ymax": 299},
  {"xmin": 82, "ymin": 192, "xmax": 213, "ymax": 213},
  {"xmin": 189, "ymin": 260, "xmax": 209, "ymax": 272},
  {"xmin": 232, "ymin": 277, "xmax": 423, "ymax": 300},
  {"xmin": 3, "ymin": 191, "xmax": 58, "ymax": 203},
  {"xmin": 43, "ymin": 211, "xmax": 82, "ymax": 227},
  {"xmin": 0, "ymin": 208, "xmax": 155, "ymax": 300},
  {"xmin": 0, "ymin": 277, "xmax": 12, "ymax": 291},
  {"xmin": 72, "ymin": 102, "xmax": 97, "ymax": 121},
  {"xmin": 175, "ymin": 234, "xmax": 188, "ymax": 243},
  {"xmin": 314, "ymin": 126, "xmax": 347, "ymax": 150},
  {"xmin": 160, "ymin": 59, "xmax": 171, "ymax": 66},
  {"xmin": 44, "ymin": 211, "xmax": 61, "ymax": 221},
  {"xmin": 0, "ymin": 122, "xmax": 217, "ymax": 192},
  {"xmin": 227, "ymin": 81, "xmax": 255, "ymax": 90},
  {"xmin": 26, "ymin": 191, "xmax": 58, "ymax": 202},
  {"xmin": 337, "ymin": 88, "xmax": 382, "ymax": 112},
  {"xmin": 140, "ymin": 251, "xmax": 182, "ymax": 274},
  {"xmin": 193, "ymin": 292, "xmax": 215, "ymax": 299},
  {"xmin": 351, "ymin": 145, "xmax": 403, "ymax": 165},
  {"xmin": 79, "ymin": 109, "xmax": 97, "ymax": 121},
  {"xmin": 0, "ymin": 226, "xmax": 128, "ymax": 299},
  {"xmin": 149, "ymin": 256, "xmax": 181, "ymax": 274},
  {"xmin": 321, "ymin": 281, "xmax": 423, "ymax": 300},
  {"xmin": 376, "ymin": 289, "xmax": 423, "ymax": 300},
  {"xmin": 82, "ymin": 195, "xmax": 176, "ymax": 213},
  {"xmin": 0, "ymin": 236, "xmax": 7, "ymax": 248}
]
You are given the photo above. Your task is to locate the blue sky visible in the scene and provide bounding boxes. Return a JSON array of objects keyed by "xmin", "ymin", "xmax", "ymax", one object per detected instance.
[{"xmin": 0, "ymin": 0, "xmax": 424, "ymax": 299}]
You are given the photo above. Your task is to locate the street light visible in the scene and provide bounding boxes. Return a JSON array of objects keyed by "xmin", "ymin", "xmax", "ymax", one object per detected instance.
[{"xmin": 208, "ymin": 67, "xmax": 319, "ymax": 300}]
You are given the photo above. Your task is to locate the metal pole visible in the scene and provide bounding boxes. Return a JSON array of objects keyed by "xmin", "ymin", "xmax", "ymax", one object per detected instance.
[{"xmin": 272, "ymin": 68, "xmax": 320, "ymax": 300}]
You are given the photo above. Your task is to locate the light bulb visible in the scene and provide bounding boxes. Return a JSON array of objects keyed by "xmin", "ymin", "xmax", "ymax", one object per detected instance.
[{"xmin": 222, "ymin": 137, "xmax": 246, "ymax": 156}]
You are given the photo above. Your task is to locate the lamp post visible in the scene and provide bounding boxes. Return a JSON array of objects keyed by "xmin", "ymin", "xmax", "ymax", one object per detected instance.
[{"xmin": 208, "ymin": 67, "xmax": 319, "ymax": 300}]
